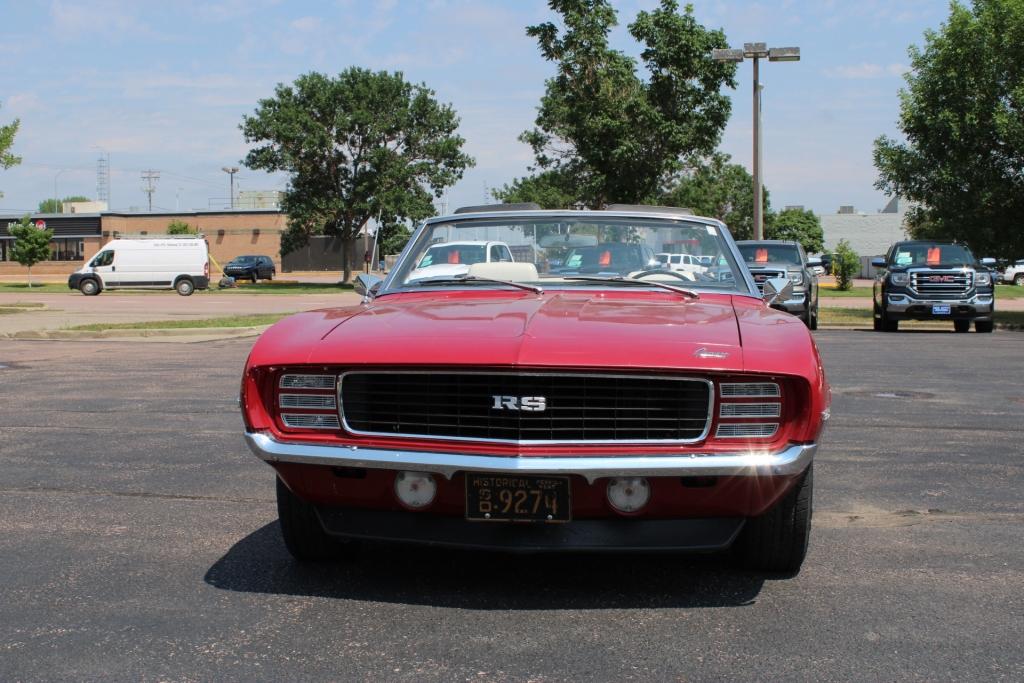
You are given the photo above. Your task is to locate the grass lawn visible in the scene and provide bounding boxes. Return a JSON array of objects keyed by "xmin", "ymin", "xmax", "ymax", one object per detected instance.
[
  {"xmin": 818, "ymin": 285, "xmax": 873, "ymax": 298},
  {"xmin": 0, "ymin": 283, "xmax": 71, "ymax": 294},
  {"xmin": 67, "ymin": 313, "xmax": 292, "ymax": 332},
  {"xmin": 820, "ymin": 306, "xmax": 1024, "ymax": 329}
]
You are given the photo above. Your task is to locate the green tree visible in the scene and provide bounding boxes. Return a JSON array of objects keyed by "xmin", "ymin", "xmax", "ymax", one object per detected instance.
[
  {"xmin": 241, "ymin": 68, "xmax": 474, "ymax": 282},
  {"xmin": 767, "ymin": 207, "xmax": 824, "ymax": 254},
  {"xmin": 377, "ymin": 222, "xmax": 412, "ymax": 256},
  {"xmin": 0, "ymin": 102, "xmax": 19, "ymax": 199},
  {"xmin": 37, "ymin": 196, "xmax": 91, "ymax": 214},
  {"xmin": 874, "ymin": 0, "xmax": 1024, "ymax": 259},
  {"xmin": 492, "ymin": 169, "xmax": 579, "ymax": 209},
  {"xmin": 511, "ymin": 0, "xmax": 736, "ymax": 208},
  {"xmin": 832, "ymin": 239, "xmax": 860, "ymax": 291},
  {"xmin": 166, "ymin": 219, "xmax": 195, "ymax": 235},
  {"xmin": 660, "ymin": 154, "xmax": 770, "ymax": 239},
  {"xmin": 9, "ymin": 215, "xmax": 53, "ymax": 288}
]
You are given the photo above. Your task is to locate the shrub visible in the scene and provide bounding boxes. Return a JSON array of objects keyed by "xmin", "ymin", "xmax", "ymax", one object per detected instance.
[
  {"xmin": 167, "ymin": 220, "xmax": 194, "ymax": 235},
  {"xmin": 833, "ymin": 239, "xmax": 860, "ymax": 291},
  {"xmin": 9, "ymin": 215, "xmax": 54, "ymax": 288}
]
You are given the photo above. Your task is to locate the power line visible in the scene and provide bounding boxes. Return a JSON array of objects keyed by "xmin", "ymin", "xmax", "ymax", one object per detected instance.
[{"xmin": 140, "ymin": 169, "xmax": 160, "ymax": 212}]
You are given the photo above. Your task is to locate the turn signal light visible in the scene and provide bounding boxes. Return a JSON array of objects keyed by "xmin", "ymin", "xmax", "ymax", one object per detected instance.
[
  {"xmin": 394, "ymin": 471, "xmax": 437, "ymax": 509},
  {"xmin": 607, "ymin": 477, "xmax": 650, "ymax": 513}
]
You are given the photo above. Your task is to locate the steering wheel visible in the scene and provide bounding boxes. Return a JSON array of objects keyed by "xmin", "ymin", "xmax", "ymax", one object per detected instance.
[{"xmin": 631, "ymin": 269, "xmax": 695, "ymax": 282}]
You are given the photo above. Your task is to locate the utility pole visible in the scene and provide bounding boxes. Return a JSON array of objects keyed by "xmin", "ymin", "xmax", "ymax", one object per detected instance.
[
  {"xmin": 141, "ymin": 169, "xmax": 160, "ymax": 212},
  {"xmin": 222, "ymin": 166, "xmax": 239, "ymax": 209},
  {"xmin": 712, "ymin": 43, "xmax": 800, "ymax": 241}
]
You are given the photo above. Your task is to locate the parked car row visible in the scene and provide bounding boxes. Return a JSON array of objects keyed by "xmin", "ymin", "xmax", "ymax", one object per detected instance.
[{"xmin": 67, "ymin": 237, "xmax": 276, "ymax": 295}]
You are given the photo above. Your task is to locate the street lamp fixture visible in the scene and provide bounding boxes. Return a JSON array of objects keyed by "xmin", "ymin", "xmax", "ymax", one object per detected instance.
[
  {"xmin": 222, "ymin": 166, "xmax": 240, "ymax": 209},
  {"xmin": 712, "ymin": 42, "xmax": 800, "ymax": 240}
]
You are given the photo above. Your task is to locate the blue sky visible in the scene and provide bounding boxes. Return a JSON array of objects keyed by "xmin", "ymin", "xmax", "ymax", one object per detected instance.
[{"xmin": 0, "ymin": 0, "xmax": 950, "ymax": 216}]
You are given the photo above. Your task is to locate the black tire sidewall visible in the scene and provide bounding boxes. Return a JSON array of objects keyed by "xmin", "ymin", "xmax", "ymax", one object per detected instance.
[
  {"xmin": 79, "ymin": 279, "xmax": 100, "ymax": 296},
  {"xmin": 176, "ymin": 279, "xmax": 195, "ymax": 296}
]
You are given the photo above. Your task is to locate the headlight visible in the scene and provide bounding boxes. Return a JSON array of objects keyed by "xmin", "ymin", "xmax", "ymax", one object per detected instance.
[
  {"xmin": 788, "ymin": 272, "xmax": 804, "ymax": 285},
  {"xmin": 975, "ymin": 272, "xmax": 991, "ymax": 286},
  {"xmin": 890, "ymin": 272, "xmax": 909, "ymax": 285}
]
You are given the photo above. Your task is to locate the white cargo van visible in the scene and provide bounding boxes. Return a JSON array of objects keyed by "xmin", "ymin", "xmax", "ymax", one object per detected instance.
[{"xmin": 68, "ymin": 236, "xmax": 210, "ymax": 296}]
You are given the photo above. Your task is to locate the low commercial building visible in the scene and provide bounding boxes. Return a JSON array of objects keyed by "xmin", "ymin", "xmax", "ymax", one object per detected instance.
[
  {"xmin": 817, "ymin": 197, "xmax": 910, "ymax": 276},
  {"xmin": 0, "ymin": 209, "xmax": 286, "ymax": 278}
]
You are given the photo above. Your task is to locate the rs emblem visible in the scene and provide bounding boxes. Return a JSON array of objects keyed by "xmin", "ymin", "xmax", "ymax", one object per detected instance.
[{"xmin": 492, "ymin": 395, "xmax": 547, "ymax": 412}]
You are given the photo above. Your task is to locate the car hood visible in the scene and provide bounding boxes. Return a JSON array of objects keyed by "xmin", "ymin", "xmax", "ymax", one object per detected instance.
[
  {"xmin": 747, "ymin": 261, "xmax": 800, "ymax": 272},
  {"xmin": 301, "ymin": 291, "xmax": 746, "ymax": 372}
]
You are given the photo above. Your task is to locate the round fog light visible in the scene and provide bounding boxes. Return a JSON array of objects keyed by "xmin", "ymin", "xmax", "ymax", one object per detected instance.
[
  {"xmin": 394, "ymin": 471, "xmax": 437, "ymax": 509},
  {"xmin": 607, "ymin": 477, "xmax": 651, "ymax": 513}
]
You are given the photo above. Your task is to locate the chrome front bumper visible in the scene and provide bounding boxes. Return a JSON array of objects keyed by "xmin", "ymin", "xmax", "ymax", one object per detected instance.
[
  {"xmin": 886, "ymin": 293, "xmax": 993, "ymax": 315},
  {"xmin": 244, "ymin": 432, "xmax": 816, "ymax": 483}
]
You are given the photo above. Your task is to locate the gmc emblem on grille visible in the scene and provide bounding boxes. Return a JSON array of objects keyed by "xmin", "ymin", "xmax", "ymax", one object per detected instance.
[
  {"xmin": 928, "ymin": 275, "xmax": 955, "ymax": 283},
  {"xmin": 491, "ymin": 395, "xmax": 547, "ymax": 412}
]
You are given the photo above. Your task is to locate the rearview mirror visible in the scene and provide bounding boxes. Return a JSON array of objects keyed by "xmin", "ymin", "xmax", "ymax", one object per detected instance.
[
  {"xmin": 762, "ymin": 277, "xmax": 793, "ymax": 306},
  {"xmin": 870, "ymin": 257, "xmax": 886, "ymax": 269},
  {"xmin": 980, "ymin": 257, "xmax": 996, "ymax": 266},
  {"xmin": 353, "ymin": 273, "xmax": 383, "ymax": 297}
]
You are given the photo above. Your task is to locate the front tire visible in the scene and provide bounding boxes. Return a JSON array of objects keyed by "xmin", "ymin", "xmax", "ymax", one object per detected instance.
[
  {"xmin": 1015, "ymin": 274, "xmax": 1024, "ymax": 286},
  {"xmin": 79, "ymin": 278, "xmax": 100, "ymax": 296},
  {"xmin": 276, "ymin": 477, "xmax": 351, "ymax": 561},
  {"xmin": 734, "ymin": 465, "xmax": 813, "ymax": 574},
  {"xmin": 976, "ymin": 320, "xmax": 994, "ymax": 333},
  {"xmin": 175, "ymin": 278, "xmax": 195, "ymax": 296},
  {"xmin": 954, "ymin": 319, "xmax": 971, "ymax": 333},
  {"xmin": 809, "ymin": 305, "xmax": 819, "ymax": 330}
]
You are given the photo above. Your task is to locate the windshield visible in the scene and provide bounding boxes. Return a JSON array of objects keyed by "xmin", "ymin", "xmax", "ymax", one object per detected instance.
[
  {"xmin": 389, "ymin": 215, "xmax": 748, "ymax": 293},
  {"xmin": 737, "ymin": 243, "xmax": 801, "ymax": 266},
  {"xmin": 232, "ymin": 256, "xmax": 258, "ymax": 263},
  {"xmin": 889, "ymin": 244, "xmax": 974, "ymax": 267}
]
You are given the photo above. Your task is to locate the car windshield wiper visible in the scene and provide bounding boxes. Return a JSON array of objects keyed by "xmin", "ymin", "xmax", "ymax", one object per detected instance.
[
  {"xmin": 563, "ymin": 275, "xmax": 699, "ymax": 299},
  {"xmin": 408, "ymin": 274, "xmax": 543, "ymax": 294}
]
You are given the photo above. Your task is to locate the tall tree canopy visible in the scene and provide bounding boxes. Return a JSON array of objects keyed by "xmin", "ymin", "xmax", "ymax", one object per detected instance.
[
  {"xmin": 1, "ymin": 102, "xmax": 21, "ymax": 199},
  {"xmin": 660, "ymin": 154, "xmax": 770, "ymax": 240},
  {"xmin": 767, "ymin": 207, "xmax": 824, "ymax": 254},
  {"xmin": 509, "ymin": 0, "xmax": 736, "ymax": 208},
  {"xmin": 241, "ymin": 68, "xmax": 474, "ymax": 281},
  {"xmin": 874, "ymin": 0, "xmax": 1024, "ymax": 259}
]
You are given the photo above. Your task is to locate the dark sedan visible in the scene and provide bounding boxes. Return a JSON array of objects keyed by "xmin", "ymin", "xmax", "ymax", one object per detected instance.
[{"xmin": 224, "ymin": 255, "xmax": 275, "ymax": 282}]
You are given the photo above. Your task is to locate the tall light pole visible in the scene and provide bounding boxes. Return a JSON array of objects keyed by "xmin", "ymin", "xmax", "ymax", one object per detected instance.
[
  {"xmin": 222, "ymin": 166, "xmax": 239, "ymax": 209},
  {"xmin": 712, "ymin": 43, "xmax": 800, "ymax": 241}
]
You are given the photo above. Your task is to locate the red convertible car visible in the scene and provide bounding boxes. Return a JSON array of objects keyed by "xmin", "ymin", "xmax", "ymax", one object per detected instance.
[{"xmin": 241, "ymin": 205, "xmax": 829, "ymax": 573}]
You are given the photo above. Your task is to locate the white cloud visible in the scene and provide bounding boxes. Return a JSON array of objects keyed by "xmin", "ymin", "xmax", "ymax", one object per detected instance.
[
  {"xmin": 289, "ymin": 16, "xmax": 321, "ymax": 32},
  {"xmin": 4, "ymin": 93, "xmax": 43, "ymax": 114},
  {"xmin": 825, "ymin": 62, "xmax": 909, "ymax": 79}
]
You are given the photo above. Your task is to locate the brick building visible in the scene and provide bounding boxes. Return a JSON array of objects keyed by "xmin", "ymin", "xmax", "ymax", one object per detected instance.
[{"xmin": 0, "ymin": 209, "xmax": 291, "ymax": 277}]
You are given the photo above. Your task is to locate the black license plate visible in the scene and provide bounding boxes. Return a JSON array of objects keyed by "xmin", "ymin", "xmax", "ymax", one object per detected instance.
[{"xmin": 465, "ymin": 474, "xmax": 571, "ymax": 523}]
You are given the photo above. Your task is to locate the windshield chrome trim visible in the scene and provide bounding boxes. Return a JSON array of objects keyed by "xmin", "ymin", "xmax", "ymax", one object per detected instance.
[
  {"xmin": 336, "ymin": 370, "xmax": 715, "ymax": 446},
  {"xmin": 380, "ymin": 211, "xmax": 757, "ymax": 296}
]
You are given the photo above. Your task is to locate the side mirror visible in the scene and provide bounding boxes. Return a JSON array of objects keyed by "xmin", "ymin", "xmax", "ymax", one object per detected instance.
[
  {"xmin": 980, "ymin": 257, "xmax": 996, "ymax": 266},
  {"xmin": 353, "ymin": 273, "xmax": 383, "ymax": 297},
  {"xmin": 870, "ymin": 257, "xmax": 886, "ymax": 269},
  {"xmin": 762, "ymin": 277, "xmax": 794, "ymax": 306}
]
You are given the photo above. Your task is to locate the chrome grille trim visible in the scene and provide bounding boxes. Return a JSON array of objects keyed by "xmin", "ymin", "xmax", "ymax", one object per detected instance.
[
  {"xmin": 281, "ymin": 413, "xmax": 341, "ymax": 429},
  {"xmin": 720, "ymin": 382, "xmax": 780, "ymax": 398},
  {"xmin": 280, "ymin": 374, "xmax": 336, "ymax": 389},
  {"xmin": 715, "ymin": 423, "xmax": 778, "ymax": 438},
  {"xmin": 338, "ymin": 371, "xmax": 714, "ymax": 445},
  {"xmin": 908, "ymin": 269, "xmax": 973, "ymax": 299},
  {"xmin": 720, "ymin": 403, "xmax": 781, "ymax": 418},
  {"xmin": 279, "ymin": 393, "xmax": 337, "ymax": 409},
  {"xmin": 749, "ymin": 269, "xmax": 785, "ymax": 293}
]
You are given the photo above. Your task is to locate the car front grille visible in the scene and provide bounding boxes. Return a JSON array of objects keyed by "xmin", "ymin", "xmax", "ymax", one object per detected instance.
[
  {"xmin": 339, "ymin": 371, "xmax": 713, "ymax": 444},
  {"xmin": 910, "ymin": 270, "xmax": 973, "ymax": 299},
  {"xmin": 749, "ymin": 269, "xmax": 785, "ymax": 293}
]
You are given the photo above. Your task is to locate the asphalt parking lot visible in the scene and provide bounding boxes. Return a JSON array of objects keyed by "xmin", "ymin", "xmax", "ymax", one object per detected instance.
[{"xmin": 1, "ymin": 331, "xmax": 1022, "ymax": 681}]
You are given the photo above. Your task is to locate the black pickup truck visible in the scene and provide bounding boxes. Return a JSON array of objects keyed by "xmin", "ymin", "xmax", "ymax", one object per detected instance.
[{"xmin": 872, "ymin": 241, "xmax": 996, "ymax": 333}]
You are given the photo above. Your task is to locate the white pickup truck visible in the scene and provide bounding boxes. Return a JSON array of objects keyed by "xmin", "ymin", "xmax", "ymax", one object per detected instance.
[{"xmin": 1000, "ymin": 259, "xmax": 1024, "ymax": 286}]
